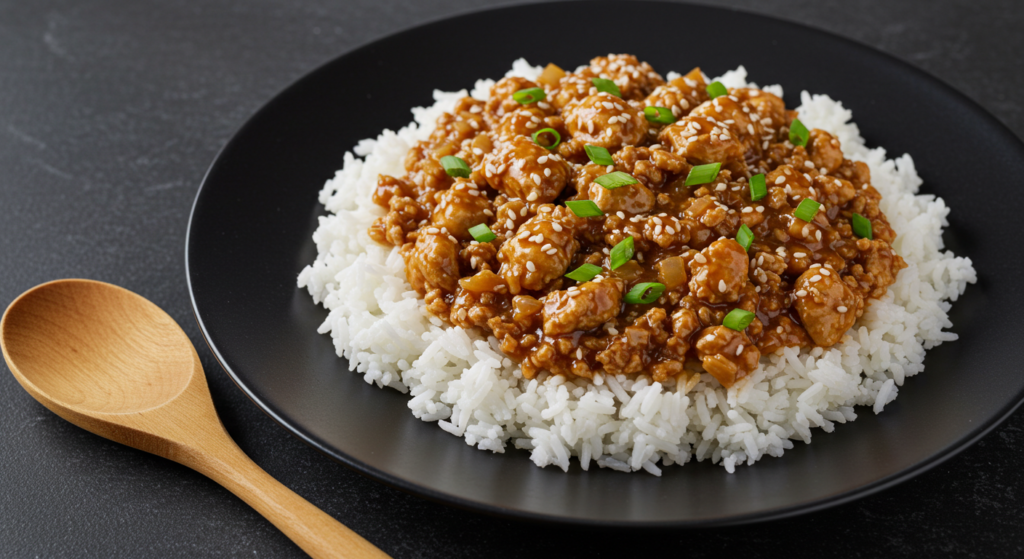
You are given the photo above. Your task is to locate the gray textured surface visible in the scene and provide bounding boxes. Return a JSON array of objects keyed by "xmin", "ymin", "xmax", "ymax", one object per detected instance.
[{"xmin": 0, "ymin": 0, "xmax": 1021, "ymax": 557}]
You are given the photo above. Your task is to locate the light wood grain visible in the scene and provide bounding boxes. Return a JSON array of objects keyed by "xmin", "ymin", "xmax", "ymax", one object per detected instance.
[{"xmin": 1, "ymin": 279, "xmax": 389, "ymax": 559}]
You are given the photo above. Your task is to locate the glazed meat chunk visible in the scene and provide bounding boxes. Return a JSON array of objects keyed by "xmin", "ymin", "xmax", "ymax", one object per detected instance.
[
  {"xmin": 494, "ymin": 107, "xmax": 558, "ymax": 143},
  {"xmin": 542, "ymin": 278, "xmax": 625, "ymax": 336},
  {"xmin": 483, "ymin": 135, "xmax": 571, "ymax": 203},
  {"xmin": 497, "ymin": 207, "xmax": 578, "ymax": 294},
  {"xmin": 586, "ymin": 177, "xmax": 655, "ymax": 214},
  {"xmin": 694, "ymin": 326, "xmax": 760, "ymax": 388},
  {"xmin": 688, "ymin": 95, "xmax": 764, "ymax": 155},
  {"xmin": 689, "ymin": 239, "xmax": 749, "ymax": 304},
  {"xmin": 486, "ymin": 76, "xmax": 540, "ymax": 121},
  {"xmin": 793, "ymin": 267, "xmax": 863, "ymax": 346},
  {"xmin": 587, "ymin": 53, "xmax": 665, "ymax": 100},
  {"xmin": 430, "ymin": 179, "xmax": 494, "ymax": 240},
  {"xmin": 403, "ymin": 231, "xmax": 461, "ymax": 295},
  {"xmin": 564, "ymin": 93, "xmax": 647, "ymax": 151},
  {"xmin": 806, "ymin": 129, "xmax": 844, "ymax": 174},
  {"xmin": 658, "ymin": 115, "xmax": 746, "ymax": 165},
  {"xmin": 643, "ymin": 67, "xmax": 708, "ymax": 120}
]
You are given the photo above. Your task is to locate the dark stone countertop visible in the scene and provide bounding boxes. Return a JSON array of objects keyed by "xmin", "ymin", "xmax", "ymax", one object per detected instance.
[{"xmin": 1, "ymin": 1, "xmax": 1021, "ymax": 557}]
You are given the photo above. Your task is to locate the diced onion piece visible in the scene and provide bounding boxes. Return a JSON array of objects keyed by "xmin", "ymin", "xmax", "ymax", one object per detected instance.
[{"xmin": 536, "ymin": 63, "xmax": 566, "ymax": 88}]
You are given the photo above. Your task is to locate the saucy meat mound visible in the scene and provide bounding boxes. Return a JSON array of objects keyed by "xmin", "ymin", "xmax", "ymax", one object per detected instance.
[{"xmin": 368, "ymin": 55, "xmax": 906, "ymax": 389}]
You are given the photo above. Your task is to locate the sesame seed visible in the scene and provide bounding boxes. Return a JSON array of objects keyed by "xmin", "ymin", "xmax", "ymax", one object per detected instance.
[
  {"xmin": 837, "ymin": 306, "xmax": 848, "ymax": 313},
  {"xmin": 796, "ymin": 289, "xmax": 808, "ymax": 297},
  {"xmin": 793, "ymin": 252, "xmax": 806, "ymax": 258},
  {"xmin": 577, "ymin": 349, "xmax": 583, "ymax": 359},
  {"xmin": 756, "ymin": 206, "xmax": 765, "ymax": 213},
  {"xmin": 655, "ymin": 225, "xmax": 663, "ymax": 235},
  {"xmin": 616, "ymin": 211, "xmax": 625, "ymax": 219},
  {"xmin": 544, "ymin": 168, "xmax": 551, "ymax": 177},
  {"xmin": 816, "ymin": 230, "xmax": 822, "ymax": 241},
  {"xmin": 775, "ymin": 176, "xmax": 786, "ymax": 184},
  {"xmin": 538, "ymin": 155, "xmax": 548, "ymax": 164},
  {"xmin": 715, "ymin": 183, "xmax": 726, "ymax": 191},
  {"xmin": 804, "ymin": 160, "xmax": 814, "ymax": 168},
  {"xmin": 520, "ymin": 207, "xmax": 528, "ymax": 217},
  {"xmin": 736, "ymin": 344, "xmax": 744, "ymax": 356},
  {"xmin": 742, "ymin": 207, "xmax": 753, "ymax": 213},
  {"xmin": 541, "ymin": 243, "xmax": 552, "ymax": 251},
  {"xmin": 606, "ymin": 165, "xmax": 615, "ymax": 173},
  {"xmin": 546, "ymin": 249, "xmax": 557, "ymax": 255},
  {"xmin": 820, "ymin": 269, "xmax": 831, "ymax": 276},
  {"xmin": 526, "ymin": 122, "xmax": 537, "ymax": 129},
  {"xmin": 426, "ymin": 227, "xmax": 439, "ymax": 234},
  {"xmin": 694, "ymin": 253, "xmax": 707, "ymax": 264},
  {"xmin": 526, "ymin": 261, "xmax": 536, "ymax": 272},
  {"xmin": 810, "ymin": 263, "xmax": 822, "ymax": 268},
  {"xmin": 810, "ymin": 275, "xmax": 822, "ymax": 282},
  {"xmin": 527, "ymin": 192, "xmax": 539, "ymax": 202},
  {"xmin": 718, "ymin": 279, "xmax": 727, "ymax": 292},
  {"xmin": 506, "ymin": 219, "xmax": 515, "ymax": 229},
  {"xmin": 552, "ymin": 223, "xmax": 563, "ymax": 232},
  {"xmin": 653, "ymin": 217, "xmax": 663, "ymax": 225},
  {"xmin": 820, "ymin": 167, "xmax": 827, "ymax": 174},
  {"xmin": 483, "ymin": 209, "xmax": 493, "ymax": 216},
  {"xmin": 666, "ymin": 226, "xmax": 675, "ymax": 234},
  {"xmin": 530, "ymin": 174, "xmax": 541, "ymax": 185}
]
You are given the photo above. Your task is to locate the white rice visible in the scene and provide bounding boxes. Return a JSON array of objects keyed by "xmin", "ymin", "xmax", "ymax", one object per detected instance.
[{"xmin": 297, "ymin": 60, "xmax": 976, "ymax": 474}]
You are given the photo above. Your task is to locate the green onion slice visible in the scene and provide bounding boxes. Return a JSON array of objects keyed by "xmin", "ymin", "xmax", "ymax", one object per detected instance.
[
  {"xmin": 706, "ymin": 81, "xmax": 728, "ymax": 99},
  {"xmin": 736, "ymin": 224, "xmax": 755, "ymax": 252},
  {"xmin": 565, "ymin": 200, "xmax": 604, "ymax": 217},
  {"xmin": 624, "ymin": 282, "xmax": 665, "ymax": 304},
  {"xmin": 440, "ymin": 155, "xmax": 471, "ymax": 178},
  {"xmin": 749, "ymin": 173, "xmax": 767, "ymax": 201},
  {"xmin": 643, "ymin": 106, "xmax": 676, "ymax": 125},
  {"xmin": 531, "ymin": 128, "xmax": 561, "ymax": 150},
  {"xmin": 723, "ymin": 308, "xmax": 756, "ymax": 331},
  {"xmin": 684, "ymin": 162, "xmax": 722, "ymax": 186},
  {"xmin": 591, "ymin": 77, "xmax": 621, "ymax": 97},
  {"xmin": 565, "ymin": 263, "xmax": 602, "ymax": 282},
  {"xmin": 794, "ymin": 198, "xmax": 821, "ymax": 222},
  {"xmin": 513, "ymin": 87, "xmax": 546, "ymax": 105},
  {"xmin": 594, "ymin": 171, "xmax": 638, "ymax": 189},
  {"xmin": 468, "ymin": 223, "xmax": 496, "ymax": 243},
  {"xmin": 852, "ymin": 212, "xmax": 873, "ymax": 240},
  {"xmin": 584, "ymin": 144, "xmax": 614, "ymax": 166},
  {"xmin": 789, "ymin": 118, "xmax": 810, "ymax": 147},
  {"xmin": 609, "ymin": 236, "xmax": 634, "ymax": 270}
]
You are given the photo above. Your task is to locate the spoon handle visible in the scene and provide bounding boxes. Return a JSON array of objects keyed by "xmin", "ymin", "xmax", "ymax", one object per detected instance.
[{"xmin": 184, "ymin": 435, "xmax": 390, "ymax": 559}]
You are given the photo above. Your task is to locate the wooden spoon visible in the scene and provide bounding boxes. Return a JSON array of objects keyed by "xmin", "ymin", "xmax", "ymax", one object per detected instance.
[{"xmin": 0, "ymin": 279, "xmax": 389, "ymax": 559}]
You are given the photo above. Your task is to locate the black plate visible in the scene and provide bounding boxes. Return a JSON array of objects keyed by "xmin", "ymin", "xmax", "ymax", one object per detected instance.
[{"xmin": 187, "ymin": 1, "xmax": 1024, "ymax": 526}]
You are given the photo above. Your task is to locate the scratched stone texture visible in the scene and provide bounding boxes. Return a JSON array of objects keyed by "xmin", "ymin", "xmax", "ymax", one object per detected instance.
[{"xmin": 0, "ymin": 0, "xmax": 1021, "ymax": 557}]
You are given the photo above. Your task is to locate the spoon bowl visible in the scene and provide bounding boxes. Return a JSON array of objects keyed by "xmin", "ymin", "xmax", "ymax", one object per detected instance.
[{"xmin": 1, "ymin": 279, "xmax": 388, "ymax": 559}]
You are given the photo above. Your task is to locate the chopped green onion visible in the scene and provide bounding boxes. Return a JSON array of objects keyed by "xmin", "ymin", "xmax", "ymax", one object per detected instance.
[
  {"xmin": 609, "ymin": 237, "xmax": 634, "ymax": 270},
  {"xmin": 749, "ymin": 173, "xmax": 767, "ymax": 201},
  {"xmin": 584, "ymin": 144, "xmax": 614, "ymax": 166},
  {"xmin": 789, "ymin": 118, "xmax": 809, "ymax": 147},
  {"xmin": 513, "ymin": 87, "xmax": 546, "ymax": 105},
  {"xmin": 440, "ymin": 155, "xmax": 471, "ymax": 178},
  {"xmin": 794, "ymin": 198, "xmax": 821, "ymax": 222},
  {"xmin": 736, "ymin": 224, "xmax": 754, "ymax": 252},
  {"xmin": 624, "ymin": 282, "xmax": 665, "ymax": 304},
  {"xmin": 565, "ymin": 200, "xmax": 604, "ymax": 217},
  {"xmin": 468, "ymin": 223, "xmax": 496, "ymax": 243},
  {"xmin": 565, "ymin": 263, "xmax": 602, "ymax": 282},
  {"xmin": 852, "ymin": 213, "xmax": 873, "ymax": 240},
  {"xmin": 643, "ymin": 106, "xmax": 676, "ymax": 125},
  {"xmin": 684, "ymin": 162, "xmax": 722, "ymax": 186},
  {"xmin": 723, "ymin": 308, "xmax": 756, "ymax": 331},
  {"xmin": 594, "ymin": 171, "xmax": 638, "ymax": 189},
  {"xmin": 591, "ymin": 77, "xmax": 621, "ymax": 97},
  {"xmin": 531, "ymin": 128, "xmax": 561, "ymax": 150},
  {"xmin": 706, "ymin": 81, "xmax": 728, "ymax": 99}
]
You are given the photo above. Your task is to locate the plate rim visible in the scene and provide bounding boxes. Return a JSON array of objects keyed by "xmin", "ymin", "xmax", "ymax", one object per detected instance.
[{"xmin": 186, "ymin": 0, "xmax": 1024, "ymax": 527}]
